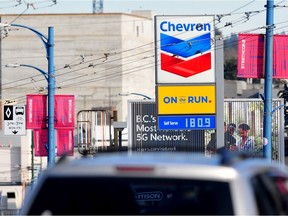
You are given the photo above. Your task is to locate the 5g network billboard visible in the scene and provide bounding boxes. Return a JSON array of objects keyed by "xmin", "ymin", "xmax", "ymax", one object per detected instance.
[{"xmin": 128, "ymin": 101, "xmax": 205, "ymax": 153}]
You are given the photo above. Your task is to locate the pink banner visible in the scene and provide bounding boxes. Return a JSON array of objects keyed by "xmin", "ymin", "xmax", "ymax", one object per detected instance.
[
  {"xmin": 237, "ymin": 34, "xmax": 264, "ymax": 78},
  {"xmin": 273, "ymin": 35, "xmax": 288, "ymax": 78},
  {"xmin": 26, "ymin": 94, "xmax": 47, "ymax": 129},
  {"xmin": 34, "ymin": 129, "xmax": 48, "ymax": 156},
  {"xmin": 54, "ymin": 95, "xmax": 75, "ymax": 129},
  {"xmin": 56, "ymin": 129, "xmax": 74, "ymax": 156}
]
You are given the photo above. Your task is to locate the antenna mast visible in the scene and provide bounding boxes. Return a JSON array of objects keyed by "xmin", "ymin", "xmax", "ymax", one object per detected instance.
[{"xmin": 92, "ymin": 0, "xmax": 103, "ymax": 13}]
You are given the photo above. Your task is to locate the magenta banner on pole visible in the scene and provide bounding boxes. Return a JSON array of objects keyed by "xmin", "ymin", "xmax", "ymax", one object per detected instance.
[
  {"xmin": 54, "ymin": 95, "xmax": 75, "ymax": 129},
  {"xmin": 273, "ymin": 35, "xmax": 288, "ymax": 78},
  {"xmin": 26, "ymin": 94, "xmax": 47, "ymax": 129},
  {"xmin": 56, "ymin": 129, "xmax": 74, "ymax": 156},
  {"xmin": 237, "ymin": 34, "xmax": 264, "ymax": 78},
  {"xmin": 34, "ymin": 129, "xmax": 48, "ymax": 156}
]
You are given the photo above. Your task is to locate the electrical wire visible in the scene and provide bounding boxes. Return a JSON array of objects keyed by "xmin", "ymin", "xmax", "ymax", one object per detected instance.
[
  {"xmin": 3, "ymin": 22, "xmax": 288, "ymax": 104},
  {"xmin": 4, "ymin": 17, "xmax": 285, "ymax": 91},
  {"xmin": 2, "ymin": 1, "xmax": 288, "ymax": 103},
  {"xmin": 0, "ymin": 0, "xmax": 22, "ymax": 10},
  {"xmin": 229, "ymin": 0, "xmax": 257, "ymax": 14}
]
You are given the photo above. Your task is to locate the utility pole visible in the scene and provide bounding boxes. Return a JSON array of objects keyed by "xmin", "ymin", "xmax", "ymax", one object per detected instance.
[
  {"xmin": 1, "ymin": 23, "xmax": 56, "ymax": 166},
  {"xmin": 263, "ymin": 0, "xmax": 274, "ymax": 160}
]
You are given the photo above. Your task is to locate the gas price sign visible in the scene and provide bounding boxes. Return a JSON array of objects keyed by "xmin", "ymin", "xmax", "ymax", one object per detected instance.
[{"xmin": 158, "ymin": 115, "xmax": 216, "ymax": 130}]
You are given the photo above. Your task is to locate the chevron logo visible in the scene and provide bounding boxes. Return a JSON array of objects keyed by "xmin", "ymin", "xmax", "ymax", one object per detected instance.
[{"xmin": 160, "ymin": 32, "xmax": 212, "ymax": 78}]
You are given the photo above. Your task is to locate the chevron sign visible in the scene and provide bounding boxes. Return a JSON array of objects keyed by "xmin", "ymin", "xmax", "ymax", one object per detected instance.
[{"xmin": 155, "ymin": 16, "xmax": 215, "ymax": 84}]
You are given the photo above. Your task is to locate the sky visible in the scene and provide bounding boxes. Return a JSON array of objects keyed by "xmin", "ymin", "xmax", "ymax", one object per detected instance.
[{"xmin": 0, "ymin": 0, "xmax": 288, "ymax": 37}]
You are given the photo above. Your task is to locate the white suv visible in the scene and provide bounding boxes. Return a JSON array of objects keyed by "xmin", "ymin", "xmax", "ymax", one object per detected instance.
[{"xmin": 20, "ymin": 151, "xmax": 288, "ymax": 215}]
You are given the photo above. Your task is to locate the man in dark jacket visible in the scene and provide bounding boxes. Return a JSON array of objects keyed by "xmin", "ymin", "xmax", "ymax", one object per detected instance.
[
  {"xmin": 224, "ymin": 123, "xmax": 236, "ymax": 150},
  {"xmin": 207, "ymin": 122, "xmax": 227, "ymax": 153}
]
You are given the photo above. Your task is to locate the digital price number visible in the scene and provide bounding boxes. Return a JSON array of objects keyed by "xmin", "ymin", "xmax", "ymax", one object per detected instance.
[
  {"xmin": 158, "ymin": 115, "xmax": 216, "ymax": 130},
  {"xmin": 185, "ymin": 117, "xmax": 212, "ymax": 128}
]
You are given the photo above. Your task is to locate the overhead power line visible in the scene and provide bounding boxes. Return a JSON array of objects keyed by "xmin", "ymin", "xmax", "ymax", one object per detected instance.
[
  {"xmin": 3, "ymin": 19, "xmax": 288, "ymax": 103},
  {"xmin": 2, "ymin": 1, "xmax": 288, "ymax": 103}
]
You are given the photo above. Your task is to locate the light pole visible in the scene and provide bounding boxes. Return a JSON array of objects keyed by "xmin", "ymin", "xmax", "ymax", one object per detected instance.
[
  {"xmin": 118, "ymin": 92, "xmax": 153, "ymax": 100},
  {"xmin": 1, "ymin": 23, "xmax": 56, "ymax": 166},
  {"xmin": 263, "ymin": 0, "xmax": 274, "ymax": 160}
]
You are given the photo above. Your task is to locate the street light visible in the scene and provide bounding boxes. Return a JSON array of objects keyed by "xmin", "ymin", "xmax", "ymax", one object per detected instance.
[
  {"xmin": 2, "ymin": 23, "xmax": 56, "ymax": 166},
  {"xmin": 118, "ymin": 92, "xmax": 153, "ymax": 100},
  {"xmin": 6, "ymin": 64, "xmax": 49, "ymax": 81}
]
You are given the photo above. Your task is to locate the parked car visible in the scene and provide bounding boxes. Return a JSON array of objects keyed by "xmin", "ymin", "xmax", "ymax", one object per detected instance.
[{"xmin": 20, "ymin": 150, "xmax": 288, "ymax": 215}]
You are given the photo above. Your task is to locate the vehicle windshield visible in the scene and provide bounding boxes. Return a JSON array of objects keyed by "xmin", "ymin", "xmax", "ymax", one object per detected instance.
[{"xmin": 25, "ymin": 177, "xmax": 233, "ymax": 215}]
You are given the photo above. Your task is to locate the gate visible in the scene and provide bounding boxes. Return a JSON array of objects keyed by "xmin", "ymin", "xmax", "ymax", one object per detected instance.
[{"xmin": 77, "ymin": 110, "xmax": 113, "ymax": 155}]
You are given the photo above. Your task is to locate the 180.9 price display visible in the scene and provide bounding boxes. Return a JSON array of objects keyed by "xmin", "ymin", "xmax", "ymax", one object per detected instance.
[
  {"xmin": 158, "ymin": 115, "xmax": 216, "ymax": 130},
  {"xmin": 185, "ymin": 117, "xmax": 212, "ymax": 128}
]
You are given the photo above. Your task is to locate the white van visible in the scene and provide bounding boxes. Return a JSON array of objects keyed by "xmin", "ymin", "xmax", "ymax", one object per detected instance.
[{"xmin": 20, "ymin": 151, "xmax": 288, "ymax": 215}]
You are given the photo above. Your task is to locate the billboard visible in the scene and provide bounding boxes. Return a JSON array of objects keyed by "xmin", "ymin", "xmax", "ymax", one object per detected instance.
[
  {"xmin": 157, "ymin": 85, "xmax": 216, "ymax": 115},
  {"xmin": 128, "ymin": 101, "xmax": 205, "ymax": 152},
  {"xmin": 155, "ymin": 15, "xmax": 215, "ymax": 84}
]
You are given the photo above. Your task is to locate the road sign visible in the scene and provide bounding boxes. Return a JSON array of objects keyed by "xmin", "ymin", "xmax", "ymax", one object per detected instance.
[
  {"xmin": 158, "ymin": 115, "xmax": 216, "ymax": 130},
  {"xmin": 4, "ymin": 105, "xmax": 26, "ymax": 136}
]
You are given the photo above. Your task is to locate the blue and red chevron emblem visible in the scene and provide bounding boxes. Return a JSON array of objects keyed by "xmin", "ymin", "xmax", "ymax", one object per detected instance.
[{"xmin": 160, "ymin": 32, "xmax": 212, "ymax": 78}]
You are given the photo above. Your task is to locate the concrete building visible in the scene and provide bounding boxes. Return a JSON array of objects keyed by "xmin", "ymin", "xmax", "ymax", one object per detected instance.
[
  {"xmin": 0, "ymin": 11, "xmax": 155, "ymax": 209},
  {"xmin": 1, "ymin": 12, "xmax": 155, "ymax": 120}
]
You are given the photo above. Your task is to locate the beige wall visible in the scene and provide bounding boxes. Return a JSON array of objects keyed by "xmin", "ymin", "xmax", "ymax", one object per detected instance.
[
  {"xmin": 1, "ymin": 13, "xmax": 155, "ymax": 121},
  {"xmin": 0, "ymin": 12, "xmax": 155, "ymax": 185}
]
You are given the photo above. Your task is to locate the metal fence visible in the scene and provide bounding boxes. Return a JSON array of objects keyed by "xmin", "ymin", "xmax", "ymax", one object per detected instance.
[
  {"xmin": 77, "ymin": 110, "xmax": 113, "ymax": 155},
  {"xmin": 222, "ymin": 98, "xmax": 285, "ymax": 163},
  {"xmin": 76, "ymin": 99, "xmax": 285, "ymax": 163}
]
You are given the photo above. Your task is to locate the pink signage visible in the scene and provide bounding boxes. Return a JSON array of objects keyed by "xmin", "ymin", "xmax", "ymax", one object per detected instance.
[
  {"xmin": 56, "ymin": 129, "xmax": 74, "ymax": 156},
  {"xmin": 273, "ymin": 35, "xmax": 288, "ymax": 78},
  {"xmin": 34, "ymin": 129, "xmax": 48, "ymax": 156},
  {"xmin": 237, "ymin": 34, "xmax": 264, "ymax": 78},
  {"xmin": 54, "ymin": 95, "xmax": 75, "ymax": 129},
  {"xmin": 26, "ymin": 94, "xmax": 47, "ymax": 129}
]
